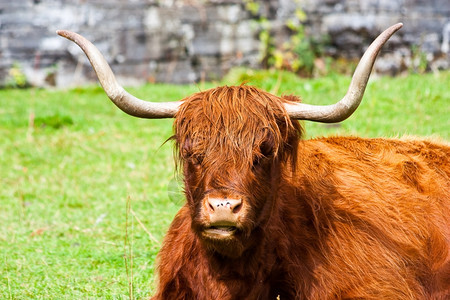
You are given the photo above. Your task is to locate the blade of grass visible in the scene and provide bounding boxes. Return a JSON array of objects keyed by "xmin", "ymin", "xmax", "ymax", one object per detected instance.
[
  {"xmin": 124, "ymin": 196, "xmax": 134, "ymax": 300},
  {"xmin": 130, "ymin": 209, "xmax": 160, "ymax": 245}
]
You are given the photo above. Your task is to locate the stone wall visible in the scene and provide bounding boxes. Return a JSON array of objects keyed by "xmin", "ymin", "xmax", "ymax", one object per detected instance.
[
  {"xmin": 0, "ymin": 0, "xmax": 448, "ymax": 87},
  {"xmin": 298, "ymin": 0, "xmax": 450, "ymax": 74}
]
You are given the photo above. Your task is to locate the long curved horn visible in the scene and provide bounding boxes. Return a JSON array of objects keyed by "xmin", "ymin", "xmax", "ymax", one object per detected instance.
[
  {"xmin": 57, "ymin": 30, "xmax": 180, "ymax": 118},
  {"xmin": 284, "ymin": 23, "xmax": 403, "ymax": 122}
]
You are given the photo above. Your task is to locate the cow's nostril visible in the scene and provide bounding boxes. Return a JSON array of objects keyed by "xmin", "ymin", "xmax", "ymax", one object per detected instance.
[
  {"xmin": 232, "ymin": 202, "xmax": 242, "ymax": 214},
  {"xmin": 208, "ymin": 202, "xmax": 215, "ymax": 212}
]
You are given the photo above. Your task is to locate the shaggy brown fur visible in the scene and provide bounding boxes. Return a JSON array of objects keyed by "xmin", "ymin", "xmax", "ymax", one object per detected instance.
[{"xmin": 152, "ymin": 85, "xmax": 449, "ymax": 299}]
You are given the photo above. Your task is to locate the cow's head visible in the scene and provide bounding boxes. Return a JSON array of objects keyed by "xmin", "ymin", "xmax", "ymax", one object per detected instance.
[
  {"xmin": 174, "ymin": 86, "xmax": 302, "ymax": 257},
  {"xmin": 57, "ymin": 23, "xmax": 402, "ymax": 257}
]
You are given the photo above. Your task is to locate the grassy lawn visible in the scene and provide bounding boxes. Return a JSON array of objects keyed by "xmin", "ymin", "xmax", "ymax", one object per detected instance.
[{"xmin": 1, "ymin": 70, "xmax": 449, "ymax": 299}]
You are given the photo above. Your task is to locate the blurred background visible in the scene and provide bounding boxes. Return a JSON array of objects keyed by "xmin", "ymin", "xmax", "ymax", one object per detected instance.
[{"xmin": 0, "ymin": 0, "xmax": 449, "ymax": 87}]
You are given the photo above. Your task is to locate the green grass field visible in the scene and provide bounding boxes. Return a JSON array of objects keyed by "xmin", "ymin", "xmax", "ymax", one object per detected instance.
[{"xmin": 1, "ymin": 70, "xmax": 449, "ymax": 299}]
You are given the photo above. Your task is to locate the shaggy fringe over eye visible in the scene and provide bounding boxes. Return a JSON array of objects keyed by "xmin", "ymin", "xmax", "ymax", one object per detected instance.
[{"xmin": 173, "ymin": 85, "xmax": 304, "ymax": 171}]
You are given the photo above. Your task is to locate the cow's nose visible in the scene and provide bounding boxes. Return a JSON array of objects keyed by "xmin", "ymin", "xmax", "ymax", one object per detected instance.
[{"xmin": 207, "ymin": 198, "xmax": 242, "ymax": 214}]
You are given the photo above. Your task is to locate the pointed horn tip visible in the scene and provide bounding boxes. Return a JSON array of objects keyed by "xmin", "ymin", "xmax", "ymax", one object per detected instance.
[
  {"xmin": 392, "ymin": 23, "xmax": 403, "ymax": 30},
  {"xmin": 56, "ymin": 30, "xmax": 69, "ymax": 38},
  {"xmin": 386, "ymin": 23, "xmax": 403, "ymax": 34},
  {"xmin": 56, "ymin": 30, "xmax": 77, "ymax": 40}
]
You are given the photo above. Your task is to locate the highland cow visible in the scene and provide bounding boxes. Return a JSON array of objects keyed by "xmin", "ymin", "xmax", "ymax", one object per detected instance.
[{"xmin": 58, "ymin": 23, "xmax": 449, "ymax": 299}]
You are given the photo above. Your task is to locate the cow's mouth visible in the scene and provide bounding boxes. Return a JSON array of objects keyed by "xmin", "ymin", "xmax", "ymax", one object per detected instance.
[{"xmin": 203, "ymin": 226, "xmax": 237, "ymax": 238}]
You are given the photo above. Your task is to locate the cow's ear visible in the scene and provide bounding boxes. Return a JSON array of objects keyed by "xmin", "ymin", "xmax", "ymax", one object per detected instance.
[{"xmin": 181, "ymin": 136, "xmax": 193, "ymax": 158}]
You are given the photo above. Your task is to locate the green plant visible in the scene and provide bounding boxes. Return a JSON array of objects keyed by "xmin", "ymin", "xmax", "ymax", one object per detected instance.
[
  {"xmin": 274, "ymin": 6, "xmax": 329, "ymax": 77},
  {"xmin": 244, "ymin": 0, "xmax": 276, "ymax": 68},
  {"xmin": 409, "ymin": 45, "xmax": 428, "ymax": 74},
  {"xmin": 244, "ymin": 1, "xmax": 329, "ymax": 77},
  {"xmin": 34, "ymin": 114, "xmax": 74, "ymax": 129},
  {"xmin": 5, "ymin": 63, "xmax": 29, "ymax": 88}
]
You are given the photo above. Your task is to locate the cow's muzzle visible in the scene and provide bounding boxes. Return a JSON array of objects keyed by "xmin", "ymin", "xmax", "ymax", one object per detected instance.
[{"xmin": 202, "ymin": 197, "xmax": 243, "ymax": 238}]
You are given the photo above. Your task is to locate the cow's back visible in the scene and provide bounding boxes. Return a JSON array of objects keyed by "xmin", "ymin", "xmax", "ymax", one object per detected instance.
[{"xmin": 292, "ymin": 136, "xmax": 449, "ymax": 299}]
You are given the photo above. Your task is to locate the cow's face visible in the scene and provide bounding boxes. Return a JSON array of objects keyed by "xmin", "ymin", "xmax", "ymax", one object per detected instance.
[{"xmin": 174, "ymin": 86, "xmax": 301, "ymax": 257}]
